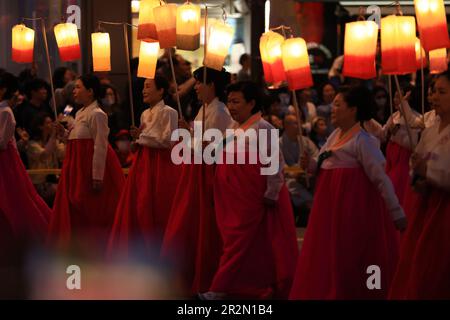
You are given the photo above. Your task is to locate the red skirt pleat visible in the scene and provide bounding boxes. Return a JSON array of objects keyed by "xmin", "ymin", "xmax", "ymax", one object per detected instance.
[
  {"xmin": 389, "ymin": 187, "xmax": 450, "ymax": 299},
  {"xmin": 160, "ymin": 162, "xmax": 222, "ymax": 295},
  {"xmin": 210, "ymin": 155, "xmax": 298, "ymax": 299},
  {"xmin": 385, "ymin": 141, "xmax": 412, "ymax": 210},
  {"xmin": 0, "ymin": 142, "xmax": 49, "ymax": 260},
  {"xmin": 48, "ymin": 139, "xmax": 125, "ymax": 250},
  {"xmin": 289, "ymin": 167, "xmax": 400, "ymax": 300},
  {"xmin": 107, "ymin": 146, "xmax": 181, "ymax": 257}
]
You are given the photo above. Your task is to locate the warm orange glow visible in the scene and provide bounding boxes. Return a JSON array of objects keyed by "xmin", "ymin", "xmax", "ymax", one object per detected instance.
[
  {"xmin": 260, "ymin": 31, "xmax": 286, "ymax": 84},
  {"xmin": 91, "ymin": 32, "xmax": 111, "ymax": 72},
  {"xmin": 154, "ymin": 3, "xmax": 177, "ymax": 49},
  {"xmin": 429, "ymin": 48, "xmax": 448, "ymax": 74},
  {"xmin": 281, "ymin": 37, "xmax": 313, "ymax": 91},
  {"xmin": 137, "ymin": 41, "xmax": 160, "ymax": 79},
  {"xmin": 54, "ymin": 23, "xmax": 81, "ymax": 61},
  {"xmin": 12, "ymin": 24, "xmax": 35, "ymax": 64},
  {"xmin": 381, "ymin": 15, "xmax": 417, "ymax": 75},
  {"xmin": 415, "ymin": 38, "xmax": 428, "ymax": 69},
  {"xmin": 204, "ymin": 21, "xmax": 235, "ymax": 71},
  {"xmin": 137, "ymin": 0, "xmax": 160, "ymax": 42},
  {"xmin": 414, "ymin": 0, "xmax": 449, "ymax": 51},
  {"xmin": 176, "ymin": 2, "xmax": 201, "ymax": 51},
  {"xmin": 343, "ymin": 21, "xmax": 378, "ymax": 79}
]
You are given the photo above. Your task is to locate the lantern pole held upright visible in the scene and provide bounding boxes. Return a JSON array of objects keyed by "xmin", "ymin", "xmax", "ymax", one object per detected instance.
[
  {"xmin": 123, "ymin": 23, "xmax": 136, "ymax": 128},
  {"xmin": 419, "ymin": 41, "xmax": 426, "ymax": 128},
  {"xmin": 40, "ymin": 19, "xmax": 58, "ymax": 119},
  {"xmin": 393, "ymin": 75, "xmax": 415, "ymax": 151},
  {"xmin": 168, "ymin": 49, "xmax": 184, "ymax": 120},
  {"xmin": 202, "ymin": 4, "xmax": 208, "ymax": 138}
]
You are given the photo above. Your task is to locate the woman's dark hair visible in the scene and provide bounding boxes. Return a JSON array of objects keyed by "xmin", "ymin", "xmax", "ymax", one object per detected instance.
[
  {"xmin": 24, "ymin": 78, "xmax": 49, "ymax": 100},
  {"xmin": 436, "ymin": 64, "xmax": 450, "ymax": 82},
  {"xmin": 319, "ymin": 81, "xmax": 337, "ymax": 104},
  {"xmin": 78, "ymin": 74, "xmax": 104, "ymax": 101},
  {"xmin": 53, "ymin": 67, "xmax": 69, "ymax": 89},
  {"xmin": 338, "ymin": 85, "xmax": 375, "ymax": 122},
  {"xmin": 226, "ymin": 81, "xmax": 262, "ymax": 114},
  {"xmin": 193, "ymin": 67, "xmax": 231, "ymax": 102},
  {"xmin": 239, "ymin": 53, "xmax": 250, "ymax": 66},
  {"xmin": 102, "ymin": 83, "xmax": 121, "ymax": 105},
  {"xmin": 154, "ymin": 74, "xmax": 170, "ymax": 101},
  {"xmin": 0, "ymin": 72, "xmax": 19, "ymax": 100},
  {"xmin": 30, "ymin": 112, "xmax": 52, "ymax": 141}
]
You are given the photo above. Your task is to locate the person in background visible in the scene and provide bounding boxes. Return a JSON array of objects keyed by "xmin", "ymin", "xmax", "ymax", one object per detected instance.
[
  {"xmin": 288, "ymin": 89, "xmax": 317, "ymax": 134},
  {"xmin": 280, "ymin": 114, "xmax": 319, "ymax": 227},
  {"xmin": 101, "ymin": 84, "xmax": 128, "ymax": 140},
  {"xmin": 316, "ymin": 82, "xmax": 337, "ymax": 133},
  {"xmin": 53, "ymin": 67, "xmax": 76, "ymax": 112},
  {"xmin": 373, "ymin": 86, "xmax": 391, "ymax": 125},
  {"xmin": 237, "ymin": 53, "xmax": 251, "ymax": 82},
  {"xmin": 113, "ymin": 129, "xmax": 134, "ymax": 168},
  {"xmin": 27, "ymin": 114, "xmax": 65, "ymax": 207},
  {"xmin": 309, "ymin": 116, "xmax": 329, "ymax": 149}
]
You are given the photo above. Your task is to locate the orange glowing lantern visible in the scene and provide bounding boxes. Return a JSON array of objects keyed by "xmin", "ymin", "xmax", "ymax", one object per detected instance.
[
  {"xmin": 154, "ymin": 3, "xmax": 177, "ymax": 49},
  {"xmin": 176, "ymin": 1, "xmax": 201, "ymax": 51},
  {"xmin": 342, "ymin": 21, "xmax": 378, "ymax": 79},
  {"xmin": 414, "ymin": 0, "xmax": 449, "ymax": 52},
  {"xmin": 12, "ymin": 24, "xmax": 35, "ymax": 64},
  {"xmin": 204, "ymin": 21, "xmax": 235, "ymax": 71},
  {"xmin": 381, "ymin": 15, "xmax": 417, "ymax": 75},
  {"xmin": 415, "ymin": 38, "xmax": 428, "ymax": 69},
  {"xmin": 137, "ymin": 0, "xmax": 160, "ymax": 42},
  {"xmin": 91, "ymin": 32, "xmax": 111, "ymax": 72},
  {"xmin": 54, "ymin": 23, "xmax": 81, "ymax": 62},
  {"xmin": 281, "ymin": 37, "xmax": 313, "ymax": 91},
  {"xmin": 137, "ymin": 41, "xmax": 160, "ymax": 79},
  {"xmin": 259, "ymin": 33, "xmax": 274, "ymax": 83},
  {"xmin": 262, "ymin": 31, "xmax": 286, "ymax": 84},
  {"xmin": 429, "ymin": 48, "xmax": 448, "ymax": 74}
]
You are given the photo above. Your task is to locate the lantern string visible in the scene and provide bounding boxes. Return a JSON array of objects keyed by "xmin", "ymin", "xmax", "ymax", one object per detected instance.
[
  {"xmin": 357, "ymin": 6, "xmax": 365, "ymax": 21},
  {"xmin": 394, "ymin": 1, "xmax": 403, "ymax": 16}
]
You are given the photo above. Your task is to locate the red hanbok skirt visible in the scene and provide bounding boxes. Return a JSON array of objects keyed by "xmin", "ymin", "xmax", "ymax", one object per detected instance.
[
  {"xmin": 0, "ymin": 142, "xmax": 49, "ymax": 260},
  {"xmin": 289, "ymin": 167, "xmax": 400, "ymax": 300},
  {"xmin": 210, "ymin": 156, "xmax": 298, "ymax": 299},
  {"xmin": 107, "ymin": 146, "xmax": 181, "ymax": 257},
  {"xmin": 160, "ymin": 162, "xmax": 222, "ymax": 295},
  {"xmin": 48, "ymin": 139, "xmax": 125, "ymax": 250},
  {"xmin": 389, "ymin": 186, "xmax": 450, "ymax": 299},
  {"xmin": 385, "ymin": 141, "xmax": 412, "ymax": 210}
]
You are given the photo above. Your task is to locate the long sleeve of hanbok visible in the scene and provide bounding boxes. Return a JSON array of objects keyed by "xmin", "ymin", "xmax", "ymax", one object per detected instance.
[
  {"xmin": 0, "ymin": 110, "xmax": 15, "ymax": 150},
  {"xmin": 89, "ymin": 110, "xmax": 109, "ymax": 181},
  {"xmin": 356, "ymin": 133, "xmax": 405, "ymax": 221}
]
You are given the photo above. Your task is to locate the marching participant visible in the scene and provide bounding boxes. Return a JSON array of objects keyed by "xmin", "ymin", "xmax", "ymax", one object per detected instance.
[
  {"xmin": 290, "ymin": 86, "xmax": 406, "ymax": 300},
  {"xmin": 108, "ymin": 76, "xmax": 179, "ymax": 257},
  {"xmin": 48, "ymin": 74, "xmax": 125, "ymax": 250}
]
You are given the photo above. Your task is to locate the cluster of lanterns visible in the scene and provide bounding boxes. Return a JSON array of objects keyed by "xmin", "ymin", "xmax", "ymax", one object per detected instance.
[
  {"xmin": 342, "ymin": 0, "xmax": 449, "ymax": 80},
  {"xmin": 259, "ymin": 31, "xmax": 313, "ymax": 91},
  {"xmin": 11, "ymin": 1, "xmax": 235, "ymax": 80}
]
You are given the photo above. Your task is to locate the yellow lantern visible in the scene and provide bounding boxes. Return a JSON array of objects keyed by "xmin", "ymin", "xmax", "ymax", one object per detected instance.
[
  {"xmin": 429, "ymin": 48, "xmax": 448, "ymax": 74},
  {"xmin": 381, "ymin": 15, "xmax": 416, "ymax": 75},
  {"xmin": 176, "ymin": 1, "xmax": 201, "ymax": 51},
  {"xmin": 204, "ymin": 21, "xmax": 235, "ymax": 71},
  {"xmin": 414, "ymin": 0, "xmax": 449, "ymax": 52},
  {"xmin": 415, "ymin": 38, "xmax": 428, "ymax": 69},
  {"xmin": 281, "ymin": 37, "xmax": 313, "ymax": 91},
  {"xmin": 263, "ymin": 31, "xmax": 286, "ymax": 84},
  {"xmin": 343, "ymin": 21, "xmax": 378, "ymax": 80},
  {"xmin": 12, "ymin": 24, "xmax": 35, "ymax": 64},
  {"xmin": 54, "ymin": 23, "xmax": 81, "ymax": 61},
  {"xmin": 260, "ymin": 33, "xmax": 274, "ymax": 83},
  {"xmin": 137, "ymin": 0, "xmax": 160, "ymax": 42},
  {"xmin": 154, "ymin": 3, "xmax": 177, "ymax": 49},
  {"xmin": 137, "ymin": 41, "xmax": 160, "ymax": 79},
  {"xmin": 91, "ymin": 32, "xmax": 111, "ymax": 72}
]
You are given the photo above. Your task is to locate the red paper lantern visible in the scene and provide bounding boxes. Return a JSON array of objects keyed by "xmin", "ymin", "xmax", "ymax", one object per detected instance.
[
  {"xmin": 54, "ymin": 23, "xmax": 81, "ymax": 62},
  {"xmin": 260, "ymin": 31, "xmax": 286, "ymax": 84},
  {"xmin": 12, "ymin": 24, "xmax": 35, "ymax": 64},
  {"xmin": 281, "ymin": 37, "xmax": 313, "ymax": 91}
]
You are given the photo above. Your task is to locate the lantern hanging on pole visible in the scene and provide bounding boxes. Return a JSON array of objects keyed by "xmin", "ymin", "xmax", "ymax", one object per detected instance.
[
  {"xmin": 137, "ymin": 0, "xmax": 160, "ymax": 42},
  {"xmin": 342, "ymin": 21, "xmax": 378, "ymax": 80},
  {"xmin": 91, "ymin": 32, "xmax": 111, "ymax": 72},
  {"xmin": 263, "ymin": 31, "xmax": 286, "ymax": 84},
  {"xmin": 415, "ymin": 37, "xmax": 428, "ymax": 69},
  {"xmin": 204, "ymin": 21, "xmax": 235, "ymax": 71},
  {"xmin": 154, "ymin": 3, "xmax": 177, "ymax": 49},
  {"xmin": 176, "ymin": 1, "xmax": 201, "ymax": 51},
  {"xmin": 381, "ymin": 15, "xmax": 417, "ymax": 75},
  {"xmin": 54, "ymin": 23, "xmax": 81, "ymax": 61},
  {"xmin": 260, "ymin": 32, "xmax": 274, "ymax": 83},
  {"xmin": 281, "ymin": 37, "xmax": 313, "ymax": 91},
  {"xmin": 429, "ymin": 48, "xmax": 448, "ymax": 74},
  {"xmin": 414, "ymin": 0, "xmax": 449, "ymax": 52},
  {"xmin": 137, "ymin": 41, "xmax": 160, "ymax": 79},
  {"xmin": 12, "ymin": 24, "xmax": 35, "ymax": 64}
]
